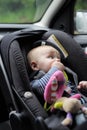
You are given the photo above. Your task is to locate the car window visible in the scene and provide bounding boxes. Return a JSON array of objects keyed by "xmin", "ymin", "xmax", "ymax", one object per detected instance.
[
  {"xmin": 0, "ymin": 0, "xmax": 52, "ymax": 24},
  {"xmin": 74, "ymin": 0, "xmax": 87, "ymax": 34}
]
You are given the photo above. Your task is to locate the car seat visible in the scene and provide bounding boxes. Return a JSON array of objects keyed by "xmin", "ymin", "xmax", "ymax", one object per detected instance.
[{"xmin": 0, "ymin": 29, "xmax": 87, "ymax": 130}]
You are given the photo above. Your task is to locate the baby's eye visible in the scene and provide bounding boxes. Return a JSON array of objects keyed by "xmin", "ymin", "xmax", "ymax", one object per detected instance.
[{"xmin": 48, "ymin": 56, "xmax": 54, "ymax": 59}]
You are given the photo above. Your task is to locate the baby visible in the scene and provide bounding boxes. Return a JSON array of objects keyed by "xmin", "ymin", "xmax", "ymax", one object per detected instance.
[{"xmin": 27, "ymin": 41, "xmax": 87, "ymax": 100}]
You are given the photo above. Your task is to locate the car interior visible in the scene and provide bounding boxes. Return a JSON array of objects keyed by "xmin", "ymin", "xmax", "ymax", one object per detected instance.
[
  {"xmin": 0, "ymin": 0, "xmax": 87, "ymax": 130},
  {"xmin": 0, "ymin": 28, "xmax": 87, "ymax": 130}
]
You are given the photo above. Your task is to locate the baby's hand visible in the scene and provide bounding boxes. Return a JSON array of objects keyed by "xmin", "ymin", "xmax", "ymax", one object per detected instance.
[
  {"xmin": 51, "ymin": 61, "xmax": 65, "ymax": 71},
  {"xmin": 77, "ymin": 81, "xmax": 87, "ymax": 90}
]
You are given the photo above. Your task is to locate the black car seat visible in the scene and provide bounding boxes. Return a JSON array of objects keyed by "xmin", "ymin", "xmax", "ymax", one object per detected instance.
[{"xmin": 0, "ymin": 29, "xmax": 87, "ymax": 130}]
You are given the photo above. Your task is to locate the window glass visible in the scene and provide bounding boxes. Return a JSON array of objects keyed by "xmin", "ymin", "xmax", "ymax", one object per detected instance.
[
  {"xmin": 74, "ymin": 0, "xmax": 87, "ymax": 34},
  {"xmin": 0, "ymin": 0, "xmax": 52, "ymax": 23}
]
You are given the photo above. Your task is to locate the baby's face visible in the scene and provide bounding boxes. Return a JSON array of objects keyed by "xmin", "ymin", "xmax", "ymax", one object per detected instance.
[{"xmin": 30, "ymin": 45, "xmax": 61, "ymax": 73}]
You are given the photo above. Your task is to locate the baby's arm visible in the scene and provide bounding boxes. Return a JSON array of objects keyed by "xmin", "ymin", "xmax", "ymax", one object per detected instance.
[
  {"xmin": 77, "ymin": 81, "xmax": 87, "ymax": 90},
  {"xmin": 31, "ymin": 67, "xmax": 59, "ymax": 95}
]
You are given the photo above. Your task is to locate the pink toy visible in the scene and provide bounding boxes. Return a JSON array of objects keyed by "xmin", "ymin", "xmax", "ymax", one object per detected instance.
[{"xmin": 44, "ymin": 70, "xmax": 66, "ymax": 104}]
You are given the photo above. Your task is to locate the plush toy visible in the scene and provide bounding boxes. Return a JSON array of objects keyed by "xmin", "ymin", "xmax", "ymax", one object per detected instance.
[{"xmin": 44, "ymin": 70, "xmax": 87, "ymax": 126}]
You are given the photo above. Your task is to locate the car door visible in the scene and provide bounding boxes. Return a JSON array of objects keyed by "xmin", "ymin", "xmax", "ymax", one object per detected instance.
[{"xmin": 74, "ymin": 0, "xmax": 87, "ymax": 54}]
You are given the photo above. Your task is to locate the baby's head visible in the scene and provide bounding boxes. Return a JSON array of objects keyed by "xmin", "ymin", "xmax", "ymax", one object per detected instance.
[{"xmin": 27, "ymin": 45, "xmax": 61, "ymax": 73}]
